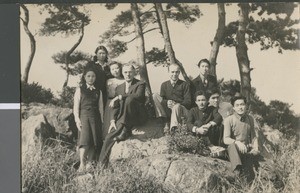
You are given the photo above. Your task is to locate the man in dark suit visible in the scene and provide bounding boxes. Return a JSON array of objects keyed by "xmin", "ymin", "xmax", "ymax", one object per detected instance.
[
  {"xmin": 153, "ymin": 63, "xmax": 191, "ymax": 133},
  {"xmin": 191, "ymin": 59, "xmax": 218, "ymax": 106},
  {"xmin": 98, "ymin": 64, "xmax": 147, "ymax": 166}
]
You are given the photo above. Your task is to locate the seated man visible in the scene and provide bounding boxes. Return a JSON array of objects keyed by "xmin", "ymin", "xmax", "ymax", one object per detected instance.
[
  {"xmin": 206, "ymin": 88, "xmax": 233, "ymax": 120},
  {"xmin": 206, "ymin": 88, "xmax": 233, "ymax": 146},
  {"xmin": 187, "ymin": 90, "xmax": 223, "ymax": 146},
  {"xmin": 223, "ymin": 94, "xmax": 259, "ymax": 179},
  {"xmin": 98, "ymin": 64, "xmax": 147, "ymax": 166},
  {"xmin": 153, "ymin": 63, "xmax": 191, "ymax": 133}
]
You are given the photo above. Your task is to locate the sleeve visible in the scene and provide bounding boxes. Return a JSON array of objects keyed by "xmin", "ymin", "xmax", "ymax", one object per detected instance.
[
  {"xmin": 160, "ymin": 82, "xmax": 168, "ymax": 108},
  {"xmin": 249, "ymin": 116, "xmax": 259, "ymax": 151},
  {"xmin": 223, "ymin": 116, "xmax": 235, "ymax": 145},
  {"xmin": 98, "ymin": 90, "xmax": 104, "ymax": 122},
  {"xmin": 187, "ymin": 109, "xmax": 195, "ymax": 132},
  {"xmin": 73, "ymin": 87, "xmax": 81, "ymax": 124},
  {"xmin": 211, "ymin": 108, "xmax": 223, "ymax": 126},
  {"xmin": 181, "ymin": 82, "xmax": 192, "ymax": 109}
]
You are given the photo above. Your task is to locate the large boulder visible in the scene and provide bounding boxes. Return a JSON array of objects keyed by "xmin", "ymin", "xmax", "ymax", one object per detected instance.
[
  {"xmin": 110, "ymin": 137, "xmax": 169, "ymax": 160},
  {"xmin": 110, "ymin": 119, "xmax": 166, "ymax": 160},
  {"xmin": 22, "ymin": 114, "xmax": 56, "ymax": 161},
  {"xmin": 22, "ymin": 103, "xmax": 77, "ymax": 142},
  {"xmin": 136, "ymin": 154, "xmax": 231, "ymax": 193}
]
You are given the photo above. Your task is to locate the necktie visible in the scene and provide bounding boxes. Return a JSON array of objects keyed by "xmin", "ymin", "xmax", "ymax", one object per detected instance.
[
  {"xmin": 240, "ymin": 115, "xmax": 246, "ymax": 122},
  {"xmin": 125, "ymin": 83, "xmax": 130, "ymax": 93},
  {"xmin": 171, "ymin": 82, "xmax": 176, "ymax": 87},
  {"xmin": 203, "ymin": 79, "xmax": 207, "ymax": 87}
]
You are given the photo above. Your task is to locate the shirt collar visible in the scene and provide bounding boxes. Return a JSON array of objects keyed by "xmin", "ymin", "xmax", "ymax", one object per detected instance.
[
  {"xmin": 233, "ymin": 112, "xmax": 247, "ymax": 122},
  {"xmin": 199, "ymin": 74, "xmax": 206, "ymax": 82},
  {"xmin": 86, "ymin": 84, "xmax": 96, "ymax": 90},
  {"xmin": 170, "ymin": 79, "xmax": 178, "ymax": 85},
  {"xmin": 95, "ymin": 61, "xmax": 107, "ymax": 67},
  {"xmin": 125, "ymin": 81, "xmax": 132, "ymax": 86}
]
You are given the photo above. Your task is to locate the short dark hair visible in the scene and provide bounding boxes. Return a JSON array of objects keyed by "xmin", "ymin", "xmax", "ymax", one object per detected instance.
[
  {"xmin": 194, "ymin": 90, "xmax": 208, "ymax": 101},
  {"xmin": 230, "ymin": 93, "xmax": 247, "ymax": 106},
  {"xmin": 197, "ymin": 59, "xmax": 211, "ymax": 68},
  {"xmin": 206, "ymin": 87, "xmax": 221, "ymax": 100}
]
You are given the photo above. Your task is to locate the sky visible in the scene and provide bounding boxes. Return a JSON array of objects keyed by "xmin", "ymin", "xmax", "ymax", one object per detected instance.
[{"xmin": 20, "ymin": 3, "xmax": 300, "ymax": 114}]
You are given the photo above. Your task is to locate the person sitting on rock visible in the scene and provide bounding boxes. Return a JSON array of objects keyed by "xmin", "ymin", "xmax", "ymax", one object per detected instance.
[
  {"xmin": 206, "ymin": 87, "xmax": 233, "ymax": 147},
  {"xmin": 223, "ymin": 94, "xmax": 259, "ymax": 179},
  {"xmin": 187, "ymin": 90, "xmax": 223, "ymax": 146},
  {"xmin": 98, "ymin": 63, "xmax": 147, "ymax": 166},
  {"xmin": 153, "ymin": 63, "xmax": 192, "ymax": 133}
]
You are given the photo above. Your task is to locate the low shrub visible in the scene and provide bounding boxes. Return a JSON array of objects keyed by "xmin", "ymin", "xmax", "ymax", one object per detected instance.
[
  {"xmin": 21, "ymin": 81, "xmax": 54, "ymax": 104},
  {"xmin": 55, "ymin": 86, "xmax": 76, "ymax": 108},
  {"xmin": 168, "ymin": 122, "xmax": 211, "ymax": 156}
]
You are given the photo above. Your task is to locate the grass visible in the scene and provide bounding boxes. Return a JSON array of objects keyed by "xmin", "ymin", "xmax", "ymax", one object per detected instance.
[
  {"xmin": 22, "ymin": 134, "xmax": 299, "ymax": 193},
  {"xmin": 22, "ymin": 139, "xmax": 173, "ymax": 193}
]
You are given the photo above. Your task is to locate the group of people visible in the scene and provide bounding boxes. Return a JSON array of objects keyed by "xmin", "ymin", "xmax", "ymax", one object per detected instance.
[{"xmin": 73, "ymin": 45, "xmax": 260, "ymax": 179}]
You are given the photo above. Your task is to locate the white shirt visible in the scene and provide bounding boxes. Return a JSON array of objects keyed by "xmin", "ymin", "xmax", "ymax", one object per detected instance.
[
  {"xmin": 125, "ymin": 81, "xmax": 132, "ymax": 93},
  {"xmin": 170, "ymin": 79, "xmax": 178, "ymax": 87}
]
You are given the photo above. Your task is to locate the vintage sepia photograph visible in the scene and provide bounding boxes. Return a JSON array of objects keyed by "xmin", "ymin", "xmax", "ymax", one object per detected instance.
[{"xmin": 20, "ymin": 3, "xmax": 299, "ymax": 192}]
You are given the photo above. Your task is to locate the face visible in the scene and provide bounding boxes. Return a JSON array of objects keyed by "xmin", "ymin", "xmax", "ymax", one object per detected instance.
[
  {"xmin": 233, "ymin": 99, "xmax": 246, "ymax": 115},
  {"xmin": 195, "ymin": 95, "xmax": 207, "ymax": 110},
  {"xmin": 96, "ymin": 49, "xmax": 107, "ymax": 62},
  {"xmin": 169, "ymin": 65, "xmax": 180, "ymax": 81},
  {"xmin": 110, "ymin": 63, "xmax": 121, "ymax": 78},
  {"xmin": 122, "ymin": 65, "xmax": 135, "ymax": 82},
  {"xmin": 209, "ymin": 93, "xmax": 220, "ymax": 108},
  {"xmin": 199, "ymin": 62, "xmax": 209, "ymax": 76},
  {"xmin": 84, "ymin": 71, "xmax": 96, "ymax": 85}
]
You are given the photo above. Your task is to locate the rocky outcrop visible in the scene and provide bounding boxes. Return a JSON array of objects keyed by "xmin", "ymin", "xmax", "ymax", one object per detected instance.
[
  {"xmin": 22, "ymin": 114, "xmax": 56, "ymax": 161},
  {"xmin": 136, "ymin": 154, "xmax": 231, "ymax": 193},
  {"xmin": 110, "ymin": 137, "xmax": 169, "ymax": 160},
  {"xmin": 110, "ymin": 119, "xmax": 166, "ymax": 160},
  {"xmin": 22, "ymin": 103, "xmax": 77, "ymax": 142}
]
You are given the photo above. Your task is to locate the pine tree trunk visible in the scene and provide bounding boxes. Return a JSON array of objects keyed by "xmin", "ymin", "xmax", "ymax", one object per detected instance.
[
  {"xmin": 236, "ymin": 3, "xmax": 252, "ymax": 102},
  {"xmin": 209, "ymin": 3, "xmax": 225, "ymax": 78},
  {"xmin": 63, "ymin": 71, "xmax": 69, "ymax": 88},
  {"xmin": 63, "ymin": 24, "xmax": 85, "ymax": 89},
  {"xmin": 20, "ymin": 4, "xmax": 36, "ymax": 83},
  {"xmin": 130, "ymin": 3, "xmax": 153, "ymax": 97},
  {"xmin": 155, "ymin": 3, "xmax": 191, "ymax": 84}
]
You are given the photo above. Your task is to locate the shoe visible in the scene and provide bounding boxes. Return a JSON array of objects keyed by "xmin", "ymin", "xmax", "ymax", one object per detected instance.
[
  {"xmin": 163, "ymin": 122, "xmax": 170, "ymax": 135},
  {"xmin": 114, "ymin": 126, "xmax": 130, "ymax": 142},
  {"xmin": 170, "ymin": 126, "xmax": 177, "ymax": 133}
]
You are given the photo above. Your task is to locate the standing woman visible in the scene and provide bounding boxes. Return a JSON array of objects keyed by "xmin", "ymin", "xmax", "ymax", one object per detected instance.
[
  {"xmin": 102, "ymin": 62, "xmax": 125, "ymax": 138},
  {"xmin": 93, "ymin": 45, "xmax": 112, "ymax": 79},
  {"xmin": 73, "ymin": 67, "xmax": 103, "ymax": 172},
  {"xmin": 86, "ymin": 45, "xmax": 112, "ymax": 106}
]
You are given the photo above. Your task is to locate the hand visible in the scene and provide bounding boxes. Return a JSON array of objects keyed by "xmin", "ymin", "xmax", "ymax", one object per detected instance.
[
  {"xmin": 108, "ymin": 121, "xmax": 116, "ymax": 133},
  {"xmin": 249, "ymin": 149, "xmax": 260, "ymax": 155},
  {"xmin": 196, "ymin": 126, "xmax": 208, "ymax": 135},
  {"xmin": 202, "ymin": 123, "xmax": 212, "ymax": 129},
  {"xmin": 235, "ymin": 141, "xmax": 247, "ymax": 154},
  {"xmin": 76, "ymin": 121, "xmax": 82, "ymax": 132},
  {"xmin": 167, "ymin": 100, "xmax": 175, "ymax": 109},
  {"xmin": 109, "ymin": 97, "xmax": 119, "ymax": 108}
]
